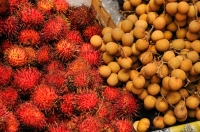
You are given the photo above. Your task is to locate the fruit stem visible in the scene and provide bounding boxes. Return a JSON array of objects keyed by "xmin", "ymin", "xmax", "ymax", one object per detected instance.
[
  {"xmin": 161, "ymin": 92, "xmax": 174, "ymax": 108},
  {"xmin": 144, "ymin": 25, "xmax": 154, "ymax": 41},
  {"xmin": 192, "ymin": 0, "xmax": 199, "ymax": 21}
]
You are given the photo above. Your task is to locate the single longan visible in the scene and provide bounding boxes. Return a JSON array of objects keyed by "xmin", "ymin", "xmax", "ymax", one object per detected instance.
[{"xmin": 90, "ymin": 35, "xmax": 102, "ymax": 48}]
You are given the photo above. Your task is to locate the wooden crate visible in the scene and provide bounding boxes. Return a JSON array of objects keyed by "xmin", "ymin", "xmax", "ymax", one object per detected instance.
[{"xmin": 92, "ymin": 0, "xmax": 116, "ymax": 28}]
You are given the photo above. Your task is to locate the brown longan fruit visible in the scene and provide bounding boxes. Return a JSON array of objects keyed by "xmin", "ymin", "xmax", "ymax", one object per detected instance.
[
  {"xmin": 174, "ymin": 100, "xmax": 188, "ymax": 119},
  {"xmin": 149, "ymin": 0, "xmax": 161, "ymax": 12},
  {"xmin": 123, "ymin": 1, "xmax": 134, "ymax": 11},
  {"xmin": 130, "ymin": 70, "xmax": 140, "ymax": 80},
  {"xmin": 157, "ymin": 64, "xmax": 169, "ymax": 78},
  {"xmin": 132, "ymin": 75, "xmax": 146, "ymax": 89},
  {"xmin": 126, "ymin": 81, "xmax": 144, "ymax": 95},
  {"xmin": 188, "ymin": 109, "xmax": 196, "ymax": 118},
  {"xmin": 131, "ymin": 44, "xmax": 141, "ymax": 56},
  {"xmin": 163, "ymin": 30, "xmax": 173, "ymax": 40},
  {"xmin": 133, "ymin": 26, "xmax": 146, "ymax": 39},
  {"xmin": 153, "ymin": 16, "xmax": 166, "ymax": 30},
  {"xmin": 171, "ymin": 69, "xmax": 187, "ymax": 81},
  {"xmin": 155, "ymin": 39, "xmax": 170, "ymax": 52},
  {"xmin": 154, "ymin": 0, "xmax": 164, "ymax": 5},
  {"xmin": 194, "ymin": 62, "xmax": 200, "ymax": 74},
  {"xmin": 167, "ymin": 56, "xmax": 181, "ymax": 69},
  {"xmin": 121, "ymin": 19, "xmax": 133, "ymax": 33},
  {"xmin": 102, "ymin": 52, "xmax": 114, "ymax": 64},
  {"xmin": 111, "ymin": 28, "xmax": 124, "ymax": 42},
  {"xmin": 90, "ymin": 35, "xmax": 102, "ymax": 48},
  {"xmin": 160, "ymin": 13, "xmax": 173, "ymax": 25},
  {"xmin": 196, "ymin": 109, "xmax": 200, "ymax": 120},
  {"xmin": 171, "ymin": 39, "xmax": 185, "ymax": 51},
  {"xmin": 191, "ymin": 40, "xmax": 200, "ymax": 53},
  {"xmin": 107, "ymin": 73, "xmax": 118, "ymax": 86},
  {"xmin": 139, "ymin": 52, "xmax": 153, "ymax": 65},
  {"xmin": 144, "ymin": 95, "xmax": 157, "ymax": 110},
  {"xmin": 103, "ymin": 32, "xmax": 113, "ymax": 44},
  {"xmin": 138, "ymin": 89, "xmax": 149, "ymax": 100},
  {"xmin": 118, "ymin": 57, "xmax": 133, "ymax": 69},
  {"xmin": 145, "ymin": 63, "xmax": 158, "ymax": 77},
  {"xmin": 121, "ymin": 33, "xmax": 134, "ymax": 46},
  {"xmin": 179, "ymin": 88, "xmax": 189, "ymax": 99},
  {"xmin": 139, "ymin": 13, "xmax": 148, "ymax": 21},
  {"xmin": 186, "ymin": 31, "xmax": 199, "ymax": 42},
  {"xmin": 166, "ymin": 2, "xmax": 178, "ymax": 16},
  {"xmin": 188, "ymin": 20, "xmax": 200, "ymax": 33},
  {"xmin": 177, "ymin": 1, "xmax": 189, "ymax": 14},
  {"xmin": 176, "ymin": 28, "xmax": 187, "ymax": 39},
  {"xmin": 168, "ymin": 77, "xmax": 183, "ymax": 91},
  {"xmin": 187, "ymin": 5, "xmax": 197, "ymax": 18},
  {"xmin": 166, "ymin": 21, "xmax": 178, "ymax": 32}
]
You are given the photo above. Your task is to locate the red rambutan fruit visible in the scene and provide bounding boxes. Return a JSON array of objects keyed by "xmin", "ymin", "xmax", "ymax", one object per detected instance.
[
  {"xmin": 45, "ymin": 60, "xmax": 64, "ymax": 73},
  {"xmin": 0, "ymin": 0, "xmax": 10, "ymax": 15},
  {"xmin": 24, "ymin": 46, "xmax": 37, "ymax": 64},
  {"xmin": 80, "ymin": 42, "xmax": 95, "ymax": 54},
  {"xmin": 0, "ymin": 87, "xmax": 18, "ymax": 108},
  {"xmin": 78, "ymin": 116, "xmax": 102, "ymax": 132},
  {"xmin": 37, "ymin": 45, "xmax": 51, "ymax": 64},
  {"xmin": 5, "ymin": 46, "xmax": 28, "ymax": 67},
  {"xmin": 66, "ymin": 57, "xmax": 91, "ymax": 76},
  {"xmin": 83, "ymin": 24, "xmax": 102, "ymax": 40},
  {"xmin": 115, "ymin": 92, "xmax": 139, "ymax": 117},
  {"xmin": 55, "ymin": 39, "xmax": 78, "ymax": 61},
  {"xmin": 1, "ymin": 40, "xmax": 14, "ymax": 53},
  {"xmin": 31, "ymin": 84, "xmax": 58, "ymax": 111},
  {"xmin": 19, "ymin": 29, "xmax": 40, "ymax": 46},
  {"xmin": 80, "ymin": 50, "xmax": 102, "ymax": 66},
  {"xmin": 61, "ymin": 93, "xmax": 75, "ymax": 117},
  {"xmin": 2, "ymin": 16, "xmax": 19, "ymax": 38},
  {"xmin": 76, "ymin": 91, "xmax": 99, "ymax": 112},
  {"xmin": 113, "ymin": 119, "xmax": 133, "ymax": 132},
  {"xmin": 16, "ymin": 102, "xmax": 46, "ymax": 129},
  {"xmin": 96, "ymin": 101, "xmax": 112, "ymax": 119},
  {"xmin": 19, "ymin": 8, "xmax": 44, "ymax": 27},
  {"xmin": 66, "ymin": 30, "xmax": 83, "ymax": 44},
  {"xmin": 13, "ymin": 67, "xmax": 42, "ymax": 91},
  {"xmin": 53, "ymin": 0, "xmax": 69, "ymax": 13},
  {"xmin": 48, "ymin": 124, "xmax": 70, "ymax": 132},
  {"xmin": 8, "ymin": 0, "xmax": 20, "ymax": 14},
  {"xmin": 90, "ymin": 68, "xmax": 103, "ymax": 90},
  {"xmin": 0, "ymin": 19, "xmax": 3, "ymax": 37},
  {"xmin": 73, "ymin": 70, "xmax": 91, "ymax": 89},
  {"xmin": 37, "ymin": 0, "xmax": 54, "ymax": 13},
  {"xmin": 0, "ymin": 63, "xmax": 12, "ymax": 86},
  {"xmin": 41, "ymin": 16, "xmax": 69, "ymax": 41},
  {"xmin": 102, "ymin": 86, "xmax": 121, "ymax": 102},
  {"xmin": 68, "ymin": 5, "xmax": 96, "ymax": 30}
]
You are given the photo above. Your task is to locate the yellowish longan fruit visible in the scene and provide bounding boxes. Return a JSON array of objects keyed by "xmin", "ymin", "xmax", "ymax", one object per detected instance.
[
  {"xmin": 171, "ymin": 39, "xmax": 185, "ymax": 51},
  {"xmin": 154, "ymin": 0, "xmax": 164, "ymax": 5},
  {"xmin": 135, "ymin": 3, "xmax": 147, "ymax": 16},
  {"xmin": 139, "ymin": 13, "xmax": 148, "ymax": 21},
  {"xmin": 137, "ymin": 118, "xmax": 150, "ymax": 132},
  {"xmin": 139, "ymin": 52, "xmax": 153, "ymax": 65},
  {"xmin": 193, "ymin": 62, "xmax": 200, "ymax": 74},
  {"xmin": 126, "ymin": 81, "xmax": 144, "ymax": 94},
  {"xmin": 118, "ymin": 69, "xmax": 130, "ymax": 82},
  {"xmin": 126, "ymin": 14, "xmax": 138, "ymax": 26},
  {"xmin": 157, "ymin": 64, "xmax": 169, "ymax": 78},
  {"xmin": 188, "ymin": 20, "xmax": 200, "ymax": 33},
  {"xmin": 135, "ymin": 19, "xmax": 148, "ymax": 29},
  {"xmin": 160, "ymin": 86, "xmax": 169, "ymax": 97},
  {"xmin": 186, "ymin": 96, "xmax": 200, "ymax": 109},
  {"xmin": 153, "ymin": 16, "xmax": 166, "ymax": 30},
  {"xmin": 111, "ymin": 28, "xmax": 124, "ymax": 42},
  {"xmin": 138, "ymin": 89, "xmax": 149, "ymax": 100},
  {"xmin": 175, "ymin": 20, "xmax": 187, "ymax": 27},
  {"xmin": 180, "ymin": 58, "xmax": 192, "ymax": 72},
  {"xmin": 186, "ymin": 51, "xmax": 199, "ymax": 63},
  {"xmin": 155, "ymin": 96, "xmax": 169, "ymax": 113},
  {"xmin": 171, "ymin": 69, "xmax": 187, "ymax": 81},
  {"xmin": 164, "ymin": 114, "xmax": 176, "ymax": 126},
  {"xmin": 121, "ymin": 19, "xmax": 133, "ymax": 33},
  {"xmin": 188, "ymin": 109, "xmax": 196, "ymax": 118},
  {"xmin": 191, "ymin": 40, "xmax": 200, "ymax": 53},
  {"xmin": 118, "ymin": 57, "xmax": 133, "ymax": 69},
  {"xmin": 131, "ymin": 43, "xmax": 141, "ymax": 56},
  {"xmin": 99, "ymin": 65, "xmax": 111, "ymax": 78},
  {"xmin": 163, "ymin": 30, "xmax": 173, "ymax": 40},
  {"xmin": 168, "ymin": 56, "xmax": 181, "ymax": 69},
  {"xmin": 166, "ymin": 21, "xmax": 178, "ymax": 32},
  {"xmin": 153, "ymin": 116, "xmax": 165, "ymax": 129},
  {"xmin": 103, "ymin": 32, "xmax": 113, "ymax": 44},
  {"xmin": 160, "ymin": 13, "xmax": 173, "ymax": 25},
  {"xmin": 168, "ymin": 77, "xmax": 183, "ymax": 91},
  {"xmin": 121, "ymin": 33, "xmax": 134, "ymax": 46},
  {"xmin": 123, "ymin": 1, "xmax": 134, "ymax": 11},
  {"xmin": 177, "ymin": 1, "xmax": 189, "ymax": 14},
  {"xmin": 147, "ymin": 83, "xmax": 160, "ymax": 96},
  {"xmin": 144, "ymin": 95, "xmax": 157, "ymax": 110},
  {"xmin": 107, "ymin": 61, "xmax": 120, "ymax": 73},
  {"xmin": 176, "ymin": 28, "xmax": 187, "ymax": 39},
  {"xmin": 105, "ymin": 42, "xmax": 119, "ymax": 55},
  {"xmin": 133, "ymin": 26, "xmax": 146, "ymax": 39},
  {"xmin": 166, "ymin": 91, "xmax": 181, "ymax": 105},
  {"xmin": 144, "ymin": 63, "xmax": 158, "ymax": 77},
  {"xmin": 149, "ymin": 0, "xmax": 161, "ymax": 12},
  {"xmin": 147, "ymin": 11, "xmax": 158, "ymax": 25},
  {"xmin": 155, "ymin": 39, "xmax": 170, "ymax": 52},
  {"xmin": 132, "ymin": 75, "xmax": 146, "ymax": 89},
  {"xmin": 102, "ymin": 52, "xmax": 114, "ymax": 64},
  {"xmin": 135, "ymin": 39, "xmax": 149, "ymax": 51},
  {"xmin": 107, "ymin": 73, "xmax": 118, "ymax": 86},
  {"xmin": 163, "ymin": 51, "xmax": 175, "ymax": 62},
  {"xmin": 151, "ymin": 30, "xmax": 164, "ymax": 42},
  {"xmin": 178, "ymin": 88, "xmax": 189, "ymax": 99},
  {"xmin": 130, "ymin": 70, "xmax": 139, "ymax": 80},
  {"xmin": 186, "ymin": 31, "xmax": 199, "ymax": 42},
  {"xmin": 90, "ymin": 35, "xmax": 102, "ymax": 48},
  {"xmin": 187, "ymin": 5, "xmax": 197, "ymax": 18},
  {"xmin": 130, "ymin": 0, "xmax": 142, "ymax": 6},
  {"xmin": 189, "ymin": 66, "xmax": 199, "ymax": 76},
  {"xmin": 101, "ymin": 27, "xmax": 113, "ymax": 36},
  {"xmin": 166, "ymin": 2, "xmax": 178, "ymax": 16}
]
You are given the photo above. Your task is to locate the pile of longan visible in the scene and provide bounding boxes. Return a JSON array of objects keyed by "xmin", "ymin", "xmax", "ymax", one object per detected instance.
[{"xmin": 90, "ymin": 0, "xmax": 200, "ymax": 131}]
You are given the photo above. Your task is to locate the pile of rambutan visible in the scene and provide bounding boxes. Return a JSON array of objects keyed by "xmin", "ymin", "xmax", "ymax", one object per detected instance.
[{"xmin": 0, "ymin": 0, "xmax": 140, "ymax": 131}]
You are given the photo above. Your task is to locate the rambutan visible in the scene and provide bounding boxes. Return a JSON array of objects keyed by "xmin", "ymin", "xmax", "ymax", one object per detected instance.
[
  {"xmin": 76, "ymin": 91, "xmax": 99, "ymax": 112},
  {"xmin": 36, "ymin": 45, "xmax": 51, "ymax": 64},
  {"xmin": 19, "ymin": 8, "xmax": 44, "ymax": 27},
  {"xmin": 19, "ymin": 29, "xmax": 40, "ymax": 46},
  {"xmin": 2, "ymin": 16, "xmax": 19, "ymax": 38},
  {"xmin": 8, "ymin": 0, "xmax": 20, "ymax": 14},
  {"xmin": 102, "ymin": 86, "xmax": 121, "ymax": 102},
  {"xmin": 24, "ymin": 46, "xmax": 37, "ymax": 64},
  {"xmin": 78, "ymin": 116, "xmax": 102, "ymax": 132},
  {"xmin": 45, "ymin": 60, "xmax": 64, "ymax": 73},
  {"xmin": 66, "ymin": 30, "xmax": 83, "ymax": 44},
  {"xmin": 13, "ymin": 67, "xmax": 42, "ymax": 91},
  {"xmin": 80, "ymin": 42, "xmax": 95, "ymax": 54},
  {"xmin": 68, "ymin": 5, "xmax": 96, "ymax": 30},
  {"xmin": 90, "ymin": 68, "xmax": 103, "ymax": 90},
  {"xmin": 41, "ymin": 16, "xmax": 69, "ymax": 41},
  {"xmin": 0, "ymin": 0, "xmax": 10, "ymax": 15},
  {"xmin": 16, "ymin": 102, "xmax": 46, "ymax": 129},
  {"xmin": 0, "ymin": 63, "xmax": 12, "ymax": 86},
  {"xmin": 96, "ymin": 101, "xmax": 112, "ymax": 119},
  {"xmin": 115, "ymin": 91, "xmax": 139, "ymax": 117},
  {"xmin": 48, "ymin": 124, "xmax": 70, "ymax": 132},
  {"xmin": 53, "ymin": 0, "xmax": 69, "ymax": 13},
  {"xmin": 0, "ymin": 19, "xmax": 3, "ymax": 37},
  {"xmin": 83, "ymin": 24, "xmax": 102, "ymax": 41},
  {"xmin": 1, "ymin": 40, "xmax": 14, "ymax": 52},
  {"xmin": 0, "ymin": 87, "xmax": 18, "ymax": 108},
  {"xmin": 55, "ymin": 39, "xmax": 78, "ymax": 61},
  {"xmin": 80, "ymin": 50, "xmax": 101, "ymax": 66},
  {"xmin": 113, "ymin": 119, "xmax": 133, "ymax": 132},
  {"xmin": 31, "ymin": 84, "xmax": 58, "ymax": 111},
  {"xmin": 37, "ymin": 0, "xmax": 54, "ymax": 13},
  {"xmin": 5, "ymin": 46, "xmax": 28, "ymax": 67},
  {"xmin": 73, "ymin": 70, "xmax": 91, "ymax": 89},
  {"xmin": 60, "ymin": 93, "xmax": 75, "ymax": 117}
]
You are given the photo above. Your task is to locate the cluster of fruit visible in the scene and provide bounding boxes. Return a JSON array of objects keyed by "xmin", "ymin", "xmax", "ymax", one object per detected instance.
[
  {"xmin": 0, "ymin": 0, "xmax": 140, "ymax": 132},
  {"xmin": 93, "ymin": 0, "xmax": 200, "ymax": 131}
]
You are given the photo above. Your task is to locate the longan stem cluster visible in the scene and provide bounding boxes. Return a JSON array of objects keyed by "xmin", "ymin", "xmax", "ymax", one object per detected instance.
[{"xmin": 94, "ymin": 0, "xmax": 200, "ymax": 131}]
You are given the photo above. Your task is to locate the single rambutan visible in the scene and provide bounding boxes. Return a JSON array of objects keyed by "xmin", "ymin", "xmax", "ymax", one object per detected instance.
[
  {"xmin": 19, "ymin": 8, "xmax": 44, "ymax": 27},
  {"xmin": 73, "ymin": 70, "xmax": 91, "ymax": 89},
  {"xmin": 0, "ymin": 19, "xmax": 3, "ymax": 37},
  {"xmin": 68, "ymin": 5, "xmax": 96, "ymax": 30},
  {"xmin": 0, "ymin": 87, "xmax": 18, "ymax": 108},
  {"xmin": 19, "ymin": 29, "xmax": 40, "ymax": 46},
  {"xmin": 37, "ymin": 0, "xmax": 54, "ymax": 13},
  {"xmin": 48, "ymin": 124, "xmax": 70, "ymax": 132},
  {"xmin": 45, "ymin": 60, "xmax": 64, "ymax": 73},
  {"xmin": 1, "ymin": 40, "xmax": 14, "ymax": 52},
  {"xmin": 80, "ymin": 50, "xmax": 102, "ymax": 66},
  {"xmin": 96, "ymin": 101, "xmax": 112, "ymax": 119},
  {"xmin": 24, "ymin": 46, "xmax": 37, "ymax": 64},
  {"xmin": 16, "ymin": 102, "xmax": 46, "ymax": 129},
  {"xmin": 115, "ymin": 91, "xmax": 139, "ymax": 117},
  {"xmin": 0, "ymin": 63, "xmax": 12, "ymax": 86},
  {"xmin": 8, "ymin": 0, "xmax": 20, "ymax": 14},
  {"xmin": 60, "ymin": 93, "xmax": 75, "ymax": 117},
  {"xmin": 66, "ymin": 30, "xmax": 83, "ymax": 44},
  {"xmin": 55, "ymin": 39, "xmax": 78, "ymax": 61},
  {"xmin": 113, "ymin": 119, "xmax": 133, "ymax": 132},
  {"xmin": 5, "ymin": 46, "xmax": 28, "ymax": 67},
  {"xmin": 102, "ymin": 86, "xmax": 121, "ymax": 102},
  {"xmin": 78, "ymin": 116, "xmax": 102, "ymax": 132},
  {"xmin": 80, "ymin": 42, "xmax": 95, "ymax": 54},
  {"xmin": 36, "ymin": 45, "xmax": 51, "ymax": 64},
  {"xmin": 83, "ymin": 24, "xmax": 102, "ymax": 41},
  {"xmin": 76, "ymin": 91, "xmax": 99, "ymax": 112},
  {"xmin": 0, "ymin": 0, "xmax": 10, "ymax": 15},
  {"xmin": 2, "ymin": 16, "xmax": 19, "ymax": 38},
  {"xmin": 13, "ymin": 67, "xmax": 42, "ymax": 91},
  {"xmin": 90, "ymin": 68, "xmax": 103, "ymax": 90},
  {"xmin": 53, "ymin": 0, "xmax": 69, "ymax": 13},
  {"xmin": 41, "ymin": 16, "xmax": 69, "ymax": 41},
  {"xmin": 66, "ymin": 57, "xmax": 91, "ymax": 76},
  {"xmin": 31, "ymin": 84, "xmax": 58, "ymax": 111}
]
